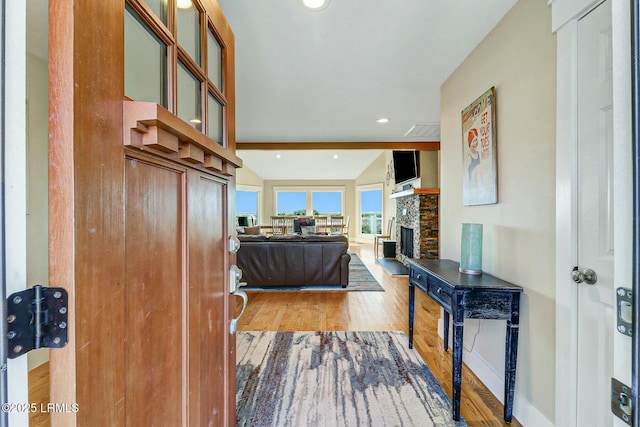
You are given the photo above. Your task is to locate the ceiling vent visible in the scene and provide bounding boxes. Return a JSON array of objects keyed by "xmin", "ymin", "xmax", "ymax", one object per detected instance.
[{"xmin": 403, "ymin": 122, "xmax": 440, "ymax": 140}]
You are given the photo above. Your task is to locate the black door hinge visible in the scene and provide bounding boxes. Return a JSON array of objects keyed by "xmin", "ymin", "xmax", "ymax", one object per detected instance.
[{"xmin": 6, "ymin": 285, "xmax": 68, "ymax": 358}]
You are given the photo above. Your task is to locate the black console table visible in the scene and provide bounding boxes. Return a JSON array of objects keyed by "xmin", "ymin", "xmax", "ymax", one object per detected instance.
[{"xmin": 407, "ymin": 258, "xmax": 522, "ymax": 423}]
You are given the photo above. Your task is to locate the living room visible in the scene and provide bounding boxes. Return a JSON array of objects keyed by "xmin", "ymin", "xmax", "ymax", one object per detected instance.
[
  {"xmin": 234, "ymin": 149, "xmax": 440, "ymax": 244},
  {"xmin": 226, "ymin": 0, "xmax": 560, "ymax": 426}
]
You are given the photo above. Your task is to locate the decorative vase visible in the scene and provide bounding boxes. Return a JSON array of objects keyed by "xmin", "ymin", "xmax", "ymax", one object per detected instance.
[{"xmin": 460, "ymin": 223, "xmax": 483, "ymax": 275}]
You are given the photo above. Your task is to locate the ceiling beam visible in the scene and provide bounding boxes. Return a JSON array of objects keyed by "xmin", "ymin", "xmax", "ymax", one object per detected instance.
[{"xmin": 235, "ymin": 141, "xmax": 440, "ymax": 150}]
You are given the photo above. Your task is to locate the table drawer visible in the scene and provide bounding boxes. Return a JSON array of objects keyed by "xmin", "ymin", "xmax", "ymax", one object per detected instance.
[
  {"xmin": 427, "ymin": 277, "xmax": 453, "ymax": 311},
  {"xmin": 409, "ymin": 267, "xmax": 429, "ymax": 291}
]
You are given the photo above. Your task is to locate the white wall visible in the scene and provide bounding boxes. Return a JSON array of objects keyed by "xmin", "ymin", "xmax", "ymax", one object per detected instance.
[{"xmin": 439, "ymin": 0, "xmax": 556, "ymax": 424}]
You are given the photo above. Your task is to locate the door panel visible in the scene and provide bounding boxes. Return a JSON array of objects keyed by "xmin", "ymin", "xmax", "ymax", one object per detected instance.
[
  {"xmin": 188, "ymin": 172, "xmax": 228, "ymax": 426},
  {"xmin": 125, "ymin": 157, "xmax": 186, "ymax": 426},
  {"xmin": 576, "ymin": 1, "xmax": 614, "ymax": 425}
]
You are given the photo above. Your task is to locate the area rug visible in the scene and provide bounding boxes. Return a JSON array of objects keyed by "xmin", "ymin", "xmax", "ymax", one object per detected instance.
[
  {"xmin": 236, "ymin": 331, "xmax": 466, "ymax": 427},
  {"xmin": 241, "ymin": 254, "xmax": 384, "ymax": 292}
]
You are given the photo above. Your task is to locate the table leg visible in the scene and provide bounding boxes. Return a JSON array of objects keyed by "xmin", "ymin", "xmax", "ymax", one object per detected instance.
[
  {"xmin": 408, "ymin": 283, "xmax": 415, "ymax": 349},
  {"xmin": 443, "ymin": 311, "xmax": 450, "ymax": 351},
  {"xmin": 504, "ymin": 320, "xmax": 519, "ymax": 423},
  {"xmin": 452, "ymin": 321, "xmax": 464, "ymax": 421}
]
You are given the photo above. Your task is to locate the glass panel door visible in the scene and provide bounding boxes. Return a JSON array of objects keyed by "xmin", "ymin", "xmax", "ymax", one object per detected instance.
[
  {"xmin": 177, "ymin": 3, "xmax": 201, "ymax": 65},
  {"xmin": 359, "ymin": 188, "xmax": 382, "ymax": 235},
  {"xmin": 207, "ymin": 29, "xmax": 223, "ymax": 90},
  {"xmin": 177, "ymin": 61, "xmax": 203, "ymax": 131},
  {"xmin": 124, "ymin": 4, "xmax": 168, "ymax": 108}
]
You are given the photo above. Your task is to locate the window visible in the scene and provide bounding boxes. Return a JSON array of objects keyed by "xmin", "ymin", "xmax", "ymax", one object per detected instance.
[
  {"xmin": 311, "ymin": 192, "xmax": 342, "ymax": 216},
  {"xmin": 276, "ymin": 191, "xmax": 306, "ymax": 216},
  {"xmin": 124, "ymin": 4, "xmax": 168, "ymax": 108},
  {"xmin": 124, "ymin": 0, "xmax": 228, "ymax": 146},
  {"xmin": 236, "ymin": 186, "xmax": 260, "ymax": 226},
  {"xmin": 177, "ymin": 3, "xmax": 202, "ymax": 66},
  {"xmin": 357, "ymin": 184, "xmax": 383, "ymax": 236},
  {"xmin": 274, "ymin": 187, "xmax": 345, "ymax": 216}
]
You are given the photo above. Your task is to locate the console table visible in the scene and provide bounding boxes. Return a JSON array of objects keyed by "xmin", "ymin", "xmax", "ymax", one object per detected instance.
[{"xmin": 407, "ymin": 258, "xmax": 522, "ymax": 423}]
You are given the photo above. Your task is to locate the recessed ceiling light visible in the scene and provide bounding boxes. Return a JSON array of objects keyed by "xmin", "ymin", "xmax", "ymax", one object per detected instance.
[
  {"xmin": 275, "ymin": 154, "xmax": 282, "ymax": 159},
  {"xmin": 333, "ymin": 154, "xmax": 339, "ymax": 159},
  {"xmin": 376, "ymin": 118, "xmax": 390, "ymax": 124},
  {"xmin": 177, "ymin": 0, "xmax": 193, "ymax": 9},
  {"xmin": 302, "ymin": 0, "xmax": 330, "ymax": 11}
]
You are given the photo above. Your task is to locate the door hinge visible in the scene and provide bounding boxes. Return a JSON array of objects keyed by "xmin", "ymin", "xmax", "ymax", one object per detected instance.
[
  {"xmin": 611, "ymin": 378, "xmax": 633, "ymax": 425},
  {"xmin": 6, "ymin": 285, "xmax": 69, "ymax": 358}
]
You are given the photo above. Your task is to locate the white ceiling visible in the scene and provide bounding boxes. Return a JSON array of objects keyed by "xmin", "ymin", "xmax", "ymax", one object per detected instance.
[
  {"xmin": 221, "ymin": 0, "xmax": 517, "ymax": 179},
  {"xmin": 26, "ymin": 0, "xmax": 518, "ymax": 180},
  {"xmin": 239, "ymin": 149, "xmax": 384, "ymax": 180}
]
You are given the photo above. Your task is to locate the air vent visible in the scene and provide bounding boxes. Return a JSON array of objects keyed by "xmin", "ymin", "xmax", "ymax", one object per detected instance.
[{"xmin": 404, "ymin": 122, "xmax": 440, "ymax": 140}]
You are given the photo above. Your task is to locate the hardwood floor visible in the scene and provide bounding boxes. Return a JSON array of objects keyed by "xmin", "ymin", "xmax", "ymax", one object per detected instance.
[
  {"xmin": 29, "ymin": 242, "xmax": 521, "ymax": 426},
  {"xmin": 236, "ymin": 243, "xmax": 522, "ymax": 427}
]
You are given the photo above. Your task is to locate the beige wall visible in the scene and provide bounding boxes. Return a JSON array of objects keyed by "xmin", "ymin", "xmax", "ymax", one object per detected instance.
[
  {"xmin": 236, "ymin": 163, "xmax": 264, "ymax": 188},
  {"xmin": 440, "ymin": 0, "xmax": 556, "ymax": 423},
  {"xmin": 26, "ymin": 53, "xmax": 50, "ymax": 369},
  {"xmin": 419, "ymin": 150, "xmax": 439, "ymax": 188}
]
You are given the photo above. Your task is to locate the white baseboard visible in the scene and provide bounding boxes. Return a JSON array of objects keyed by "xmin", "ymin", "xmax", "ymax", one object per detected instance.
[{"xmin": 437, "ymin": 318, "xmax": 554, "ymax": 427}]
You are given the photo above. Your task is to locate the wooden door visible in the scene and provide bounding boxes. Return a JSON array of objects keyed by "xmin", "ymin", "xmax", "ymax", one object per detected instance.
[
  {"xmin": 47, "ymin": 0, "xmax": 240, "ymax": 425},
  {"xmin": 575, "ymin": 1, "xmax": 615, "ymax": 425}
]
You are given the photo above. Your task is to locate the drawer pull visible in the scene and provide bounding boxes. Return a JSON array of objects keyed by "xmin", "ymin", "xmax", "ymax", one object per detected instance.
[
  {"xmin": 416, "ymin": 274, "xmax": 422, "ymax": 280},
  {"xmin": 437, "ymin": 288, "xmax": 443, "ymax": 294}
]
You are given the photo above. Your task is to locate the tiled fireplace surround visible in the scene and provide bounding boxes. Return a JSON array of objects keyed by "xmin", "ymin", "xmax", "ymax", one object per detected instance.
[{"xmin": 394, "ymin": 193, "xmax": 439, "ymax": 265}]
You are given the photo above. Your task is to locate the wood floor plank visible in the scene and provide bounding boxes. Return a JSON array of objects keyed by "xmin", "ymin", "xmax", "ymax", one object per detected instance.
[
  {"xmin": 237, "ymin": 242, "xmax": 522, "ymax": 427},
  {"xmin": 28, "ymin": 361, "xmax": 50, "ymax": 427}
]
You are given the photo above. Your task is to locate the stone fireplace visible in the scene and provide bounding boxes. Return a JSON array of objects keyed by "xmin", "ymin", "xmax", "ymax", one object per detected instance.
[{"xmin": 393, "ymin": 190, "xmax": 439, "ymax": 265}]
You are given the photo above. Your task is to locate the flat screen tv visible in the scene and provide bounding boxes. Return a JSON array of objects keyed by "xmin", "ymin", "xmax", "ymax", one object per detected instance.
[{"xmin": 392, "ymin": 150, "xmax": 420, "ymax": 185}]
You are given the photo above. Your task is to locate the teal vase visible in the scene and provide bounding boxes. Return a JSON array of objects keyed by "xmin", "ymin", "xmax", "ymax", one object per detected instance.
[{"xmin": 460, "ymin": 223, "xmax": 483, "ymax": 275}]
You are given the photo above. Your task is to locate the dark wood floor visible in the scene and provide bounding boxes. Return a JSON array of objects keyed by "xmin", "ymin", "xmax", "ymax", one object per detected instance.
[
  {"xmin": 236, "ymin": 243, "xmax": 522, "ymax": 427},
  {"xmin": 29, "ymin": 242, "xmax": 521, "ymax": 426}
]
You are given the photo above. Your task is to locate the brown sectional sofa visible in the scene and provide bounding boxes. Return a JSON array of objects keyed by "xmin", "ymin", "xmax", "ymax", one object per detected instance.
[{"xmin": 237, "ymin": 234, "xmax": 350, "ymax": 288}]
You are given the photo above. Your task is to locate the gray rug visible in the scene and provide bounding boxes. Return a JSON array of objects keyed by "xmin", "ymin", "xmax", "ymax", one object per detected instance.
[
  {"xmin": 236, "ymin": 331, "xmax": 467, "ymax": 427},
  {"xmin": 241, "ymin": 254, "xmax": 384, "ymax": 292}
]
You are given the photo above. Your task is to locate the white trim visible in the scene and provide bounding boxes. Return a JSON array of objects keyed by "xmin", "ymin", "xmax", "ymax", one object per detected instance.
[
  {"xmin": 555, "ymin": 16, "xmax": 580, "ymax": 427},
  {"xmin": 551, "ymin": 0, "xmax": 602, "ymax": 32},
  {"xmin": 5, "ymin": 0, "xmax": 29, "ymax": 425}
]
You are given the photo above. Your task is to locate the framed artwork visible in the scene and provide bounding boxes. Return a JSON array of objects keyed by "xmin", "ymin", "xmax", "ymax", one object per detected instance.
[{"xmin": 461, "ymin": 87, "xmax": 497, "ymax": 206}]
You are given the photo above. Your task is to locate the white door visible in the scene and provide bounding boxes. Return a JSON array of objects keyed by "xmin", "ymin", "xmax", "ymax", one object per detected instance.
[
  {"xmin": 3, "ymin": 1, "xmax": 30, "ymax": 426},
  {"xmin": 576, "ymin": 1, "xmax": 616, "ymax": 425}
]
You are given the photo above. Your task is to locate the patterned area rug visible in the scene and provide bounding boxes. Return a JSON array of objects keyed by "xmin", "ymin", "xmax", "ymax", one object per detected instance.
[
  {"xmin": 236, "ymin": 331, "xmax": 466, "ymax": 427},
  {"xmin": 241, "ymin": 254, "xmax": 384, "ymax": 292}
]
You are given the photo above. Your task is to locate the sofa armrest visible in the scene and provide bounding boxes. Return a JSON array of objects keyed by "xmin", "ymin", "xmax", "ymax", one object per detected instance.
[{"xmin": 340, "ymin": 252, "xmax": 351, "ymax": 287}]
